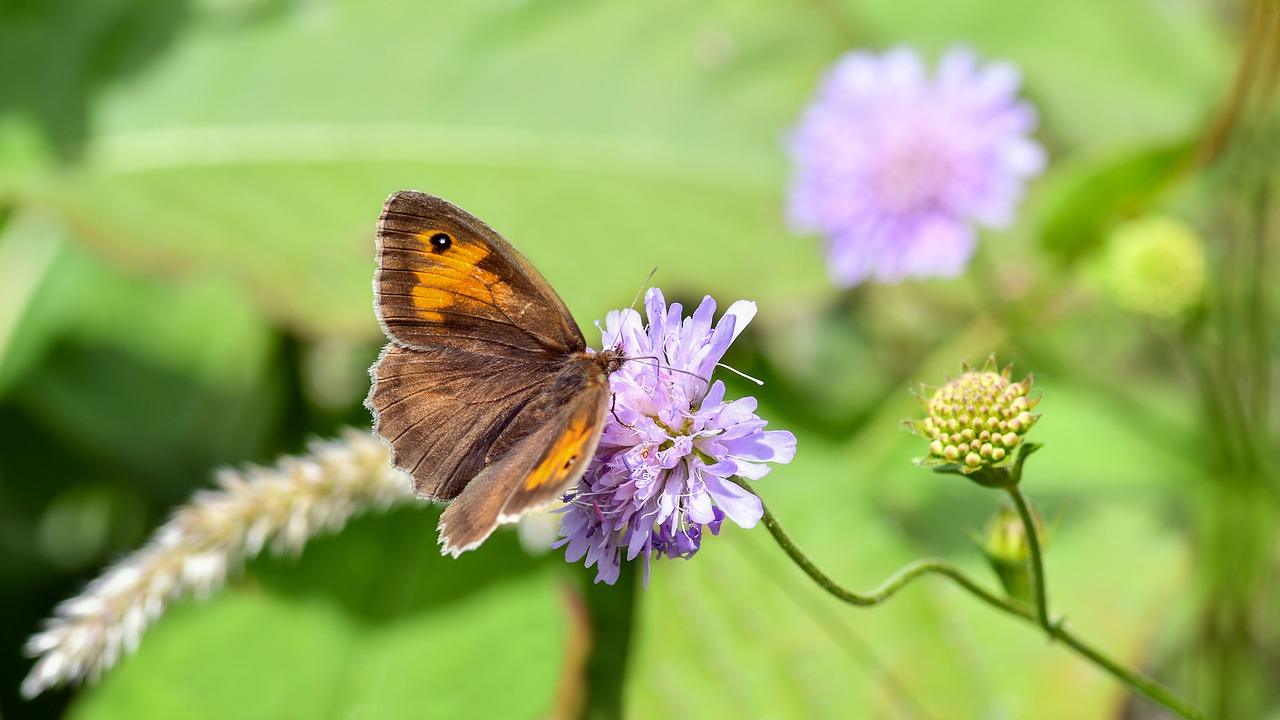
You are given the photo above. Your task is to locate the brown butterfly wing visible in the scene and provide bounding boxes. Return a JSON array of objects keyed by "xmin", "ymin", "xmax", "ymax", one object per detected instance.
[
  {"xmin": 367, "ymin": 190, "xmax": 613, "ymax": 555},
  {"xmin": 374, "ymin": 191, "xmax": 584, "ymax": 357},
  {"xmin": 437, "ymin": 364, "xmax": 611, "ymax": 556},
  {"xmin": 367, "ymin": 344, "xmax": 560, "ymax": 501},
  {"xmin": 369, "ymin": 346, "xmax": 611, "ymax": 555}
]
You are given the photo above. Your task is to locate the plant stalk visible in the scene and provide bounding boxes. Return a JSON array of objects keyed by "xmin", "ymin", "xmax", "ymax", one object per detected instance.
[{"xmin": 730, "ymin": 477, "xmax": 1206, "ymax": 720}]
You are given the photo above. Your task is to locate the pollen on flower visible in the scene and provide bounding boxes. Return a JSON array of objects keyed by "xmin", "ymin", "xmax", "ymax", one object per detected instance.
[{"xmin": 907, "ymin": 357, "xmax": 1040, "ymax": 474}]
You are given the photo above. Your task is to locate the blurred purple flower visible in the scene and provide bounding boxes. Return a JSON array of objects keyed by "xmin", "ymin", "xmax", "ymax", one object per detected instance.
[
  {"xmin": 556, "ymin": 289, "xmax": 797, "ymax": 585},
  {"xmin": 787, "ymin": 46, "xmax": 1045, "ymax": 288}
]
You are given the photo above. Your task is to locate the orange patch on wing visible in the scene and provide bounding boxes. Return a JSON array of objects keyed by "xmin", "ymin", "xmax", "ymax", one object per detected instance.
[
  {"xmin": 524, "ymin": 410, "xmax": 595, "ymax": 490},
  {"xmin": 409, "ymin": 234, "xmax": 504, "ymax": 321}
]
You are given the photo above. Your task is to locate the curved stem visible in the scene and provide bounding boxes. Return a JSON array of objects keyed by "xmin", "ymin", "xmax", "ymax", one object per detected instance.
[
  {"xmin": 731, "ymin": 478, "xmax": 1206, "ymax": 720},
  {"xmin": 1006, "ymin": 485, "xmax": 1051, "ymax": 631},
  {"xmin": 741, "ymin": 476, "xmax": 1032, "ymax": 616}
]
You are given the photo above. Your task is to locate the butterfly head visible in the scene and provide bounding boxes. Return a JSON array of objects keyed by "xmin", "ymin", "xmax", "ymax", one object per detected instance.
[{"xmin": 593, "ymin": 345, "xmax": 625, "ymax": 377}]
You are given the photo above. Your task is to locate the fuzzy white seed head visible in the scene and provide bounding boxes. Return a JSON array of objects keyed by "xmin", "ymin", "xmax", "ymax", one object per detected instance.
[{"xmin": 21, "ymin": 429, "xmax": 413, "ymax": 698}]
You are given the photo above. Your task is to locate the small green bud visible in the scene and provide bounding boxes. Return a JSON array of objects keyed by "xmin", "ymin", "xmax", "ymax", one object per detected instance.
[
  {"xmin": 906, "ymin": 356, "xmax": 1041, "ymax": 479},
  {"xmin": 1099, "ymin": 215, "xmax": 1206, "ymax": 319},
  {"xmin": 973, "ymin": 504, "xmax": 1048, "ymax": 604}
]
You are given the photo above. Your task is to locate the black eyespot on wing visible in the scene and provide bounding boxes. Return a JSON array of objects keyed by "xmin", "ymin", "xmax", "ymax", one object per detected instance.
[{"xmin": 429, "ymin": 232, "xmax": 452, "ymax": 252}]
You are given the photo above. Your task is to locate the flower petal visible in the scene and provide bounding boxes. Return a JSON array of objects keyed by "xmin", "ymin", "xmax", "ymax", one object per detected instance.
[
  {"xmin": 702, "ymin": 474, "xmax": 763, "ymax": 528},
  {"xmin": 722, "ymin": 300, "xmax": 757, "ymax": 342}
]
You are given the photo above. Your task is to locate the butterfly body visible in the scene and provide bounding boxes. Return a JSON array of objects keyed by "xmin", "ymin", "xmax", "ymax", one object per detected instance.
[{"xmin": 366, "ymin": 191, "xmax": 620, "ymax": 556}]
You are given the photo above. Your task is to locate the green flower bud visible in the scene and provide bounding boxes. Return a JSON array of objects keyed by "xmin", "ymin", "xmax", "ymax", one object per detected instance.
[
  {"xmin": 1100, "ymin": 215, "xmax": 1206, "ymax": 319},
  {"xmin": 906, "ymin": 357, "xmax": 1041, "ymax": 482},
  {"xmin": 972, "ymin": 504, "xmax": 1048, "ymax": 604}
]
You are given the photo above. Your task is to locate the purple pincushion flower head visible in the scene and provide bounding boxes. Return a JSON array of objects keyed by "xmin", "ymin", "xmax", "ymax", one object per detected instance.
[
  {"xmin": 787, "ymin": 46, "xmax": 1045, "ymax": 288},
  {"xmin": 556, "ymin": 288, "xmax": 797, "ymax": 585}
]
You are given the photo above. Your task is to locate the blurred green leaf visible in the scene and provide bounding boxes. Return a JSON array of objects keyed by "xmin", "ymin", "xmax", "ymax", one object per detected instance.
[
  {"xmin": 580, "ymin": 562, "xmax": 637, "ymax": 720},
  {"xmin": 0, "ymin": 211, "xmax": 64, "ymax": 396},
  {"xmin": 18, "ymin": 343, "xmax": 273, "ymax": 495},
  {"xmin": 1035, "ymin": 141, "xmax": 1196, "ymax": 261},
  {"xmin": 3, "ymin": 238, "xmax": 281, "ymax": 492},
  {"xmin": 8, "ymin": 0, "xmax": 849, "ymax": 342},
  {"xmin": 0, "ymin": 212, "xmax": 276, "ymax": 396},
  {"xmin": 0, "ymin": 0, "xmax": 191, "ymax": 160},
  {"xmin": 1, "ymin": 0, "xmax": 1231, "ymax": 343}
]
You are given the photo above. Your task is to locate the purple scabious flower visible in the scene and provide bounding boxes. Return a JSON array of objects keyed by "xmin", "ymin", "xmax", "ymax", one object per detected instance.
[
  {"xmin": 556, "ymin": 288, "xmax": 797, "ymax": 585},
  {"xmin": 787, "ymin": 46, "xmax": 1045, "ymax": 288}
]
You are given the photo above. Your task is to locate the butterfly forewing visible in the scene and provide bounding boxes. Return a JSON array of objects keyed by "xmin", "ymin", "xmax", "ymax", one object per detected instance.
[{"xmin": 375, "ymin": 191, "xmax": 584, "ymax": 357}]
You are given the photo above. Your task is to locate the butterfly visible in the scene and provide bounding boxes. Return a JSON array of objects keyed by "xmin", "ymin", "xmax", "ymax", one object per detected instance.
[{"xmin": 365, "ymin": 190, "xmax": 623, "ymax": 556}]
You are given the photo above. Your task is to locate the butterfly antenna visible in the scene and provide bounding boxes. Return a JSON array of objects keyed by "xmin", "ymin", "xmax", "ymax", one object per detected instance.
[
  {"xmin": 628, "ymin": 355, "xmax": 712, "ymax": 385},
  {"xmin": 629, "ymin": 267, "xmax": 658, "ymax": 313},
  {"xmin": 596, "ymin": 268, "xmax": 656, "ymax": 354},
  {"xmin": 715, "ymin": 362, "xmax": 764, "ymax": 386}
]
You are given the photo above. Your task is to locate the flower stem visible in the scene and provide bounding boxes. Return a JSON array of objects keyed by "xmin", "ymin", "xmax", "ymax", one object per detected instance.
[
  {"xmin": 751, "ymin": 491, "xmax": 1028, "ymax": 614},
  {"xmin": 1005, "ymin": 485, "xmax": 1051, "ymax": 631},
  {"xmin": 730, "ymin": 478, "xmax": 1206, "ymax": 720},
  {"xmin": 1050, "ymin": 626, "xmax": 1205, "ymax": 720},
  {"xmin": 578, "ymin": 559, "xmax": 639, "ymax": 720}
]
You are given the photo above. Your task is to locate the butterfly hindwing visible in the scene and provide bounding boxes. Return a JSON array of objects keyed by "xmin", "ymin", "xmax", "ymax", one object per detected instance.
[
  {"xmin": 438, "ymin": 372, "xmax": 610, "ymax": 556},
  {"xmin": 367, "ymin": 344, "xmax": 562, "ymax": 501},
  {"xmin": 500, "ymin": 365, "xmax": 610, "ymax": 521}
]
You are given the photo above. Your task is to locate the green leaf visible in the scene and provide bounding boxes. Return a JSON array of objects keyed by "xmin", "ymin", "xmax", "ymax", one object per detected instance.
[
  {"xmin": 11, "ymin": 0, "xmax": 849, "ymax": 342},
  {"xmin": 0, "ymin": 0, "xmax": 191, "ymax": 160},
  {"xmin": 4, "ymin": 239, "xmax": 279, "ymax": 491},
  {"xmin": 0, "ymin": 210, "xmax": 64, "ymax": 396},
  {"xmin": 1035, "ymin": 141, "xmax": 1195, "ymax": 261}
]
